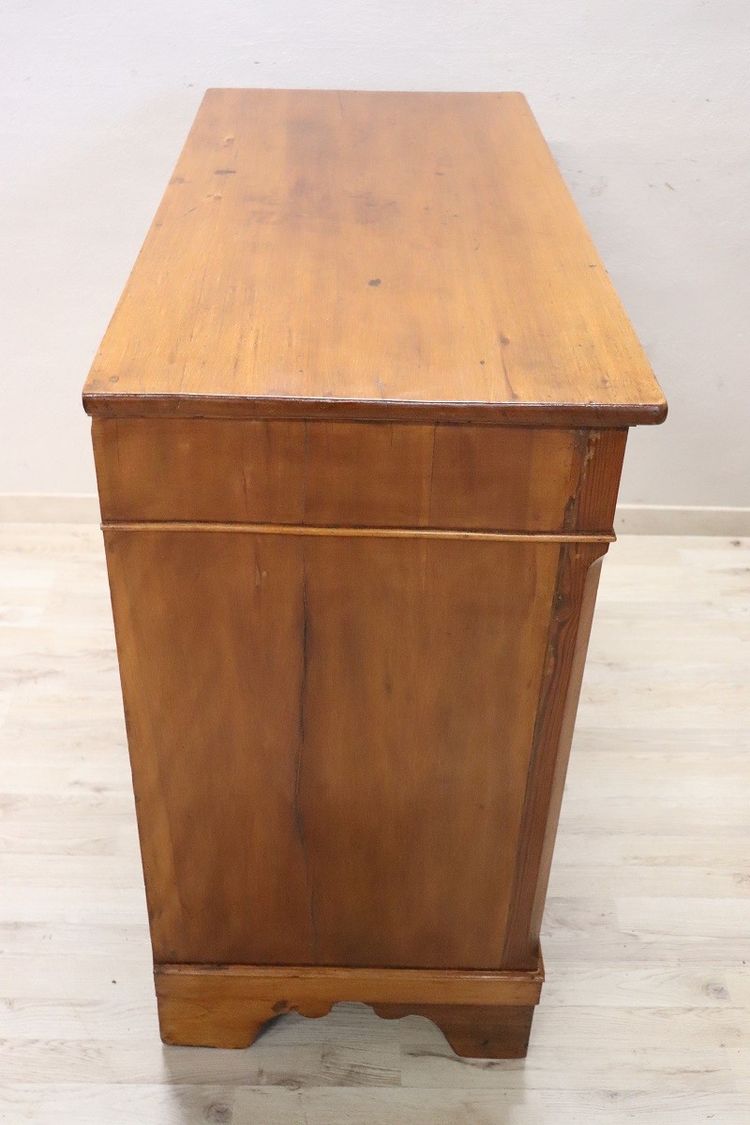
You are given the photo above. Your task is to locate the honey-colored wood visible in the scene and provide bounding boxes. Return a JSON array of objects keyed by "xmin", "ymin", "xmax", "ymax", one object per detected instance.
[
  {"xmin": 92, "ymin": 418, "xmax": 597, "ymax": 532},
  {"xmin": 502, "ymin": 546, "xmax": 607, "ymax": 968},
  {"xmin": 83, "ymin": 89, "xmax": 666, "ymax": 427},
  {"xmin": 100, "ymin": 523, "xmax": 614, "ymax": 544},
  {"xmin": 103, "ymin": 528, "xmax": 563, "ymax": 968},
  {"xmin": 499, "ymin": 427, "xmax": 627, "ymax": 969},
  {"xmin": 155, "ymin": 962, "xmax": 544, "ymax": 1007},
  {"xmin": 154, "ymin": 963, "xmax": 543, "ymax": 1056},
  {"xmin": 83, "ymin": 87, "xmax": 666, "ymax": 1059},
  {"xmin": 571, "ymin": 430, "xmax": 628, "ymax": 532}
]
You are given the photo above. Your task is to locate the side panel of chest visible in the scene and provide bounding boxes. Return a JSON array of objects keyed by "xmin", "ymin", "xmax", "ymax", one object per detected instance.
[
  {"xmin": 104, "ymin": 529, "xmax": 562, "ymax": 967},
  {"xmin": 95, "ymin": 419, "xmax": 623, "ymax": 974},
  {"xmin": 92, "ymin": 419, "xmax": 623, "ymax": 535}
]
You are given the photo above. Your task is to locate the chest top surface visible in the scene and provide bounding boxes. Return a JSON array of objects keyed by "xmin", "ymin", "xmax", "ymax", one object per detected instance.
[{"xmin": 83, "ymin": 88, "xmax": 666, "ymax": 427}]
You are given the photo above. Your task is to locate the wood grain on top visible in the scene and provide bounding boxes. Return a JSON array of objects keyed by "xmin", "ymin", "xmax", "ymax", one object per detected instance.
[{"xmin": 83, "ymin": 88, "xmax": 666, "ymax": 426}]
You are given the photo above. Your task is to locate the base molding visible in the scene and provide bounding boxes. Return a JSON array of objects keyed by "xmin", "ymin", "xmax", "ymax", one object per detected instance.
[{"xmin": 154, "ymin": 959, "xmax": 544, "ymax": 1058}]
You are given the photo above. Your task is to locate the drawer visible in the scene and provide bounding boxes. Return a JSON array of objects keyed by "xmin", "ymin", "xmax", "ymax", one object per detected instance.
[{"xmin": 92, "ymin": 418, "xmax": 625, "ymax": 534}]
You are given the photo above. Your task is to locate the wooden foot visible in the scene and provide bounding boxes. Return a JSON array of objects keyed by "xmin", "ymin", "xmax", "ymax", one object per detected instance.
[
  {"xmin": 158, "ymin": 996, "xmax": 269, "ymax": 1048},
  {"xmin": 373, "ymin": 1002, "xmax": 534, "ymax": 1058},
  {"xmin": 157, "ymin": 992, "xmax": 333, "ymax": 1049},
  {"xmin": 154, "ymin": 962, "xmax": 543, "ymax": 1054}
]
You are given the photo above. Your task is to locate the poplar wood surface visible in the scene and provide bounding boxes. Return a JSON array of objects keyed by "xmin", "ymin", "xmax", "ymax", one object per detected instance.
[
  {"xmin": 79, "ymin": 85, "xmax": 668, "ymax": 1061},
  {"xmin": 154, "ymin": 963, "xmax": 543, "ymax": 1055},
  {"xmin": 93, "ymin": 419, "xmax": 593, "ymax": 531},
  {"xmin": 103, "ymin": 529, "xmax": 562, "ymax": 970},
  {"xmin": 93, "ymin": 420, "xmax": 622, "ymax": 1050},
  {"xmin": 92, "ymin": 418, "xmax": 626, "ymax": 535},
  {"xmin": 83, "ymin": 89, "xmax": 666, "ymax": 427}
]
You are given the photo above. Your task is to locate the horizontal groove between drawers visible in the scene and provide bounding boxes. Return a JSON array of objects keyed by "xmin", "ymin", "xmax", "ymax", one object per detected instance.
[{"xmin": 101, "ymin": 520, "xmax": 615, "ymax": 544}]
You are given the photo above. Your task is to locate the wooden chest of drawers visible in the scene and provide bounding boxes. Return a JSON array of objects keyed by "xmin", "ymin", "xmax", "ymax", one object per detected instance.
[{"xmin": 83, "ymin": 89, "xmax": 666, "ymax": 1058}]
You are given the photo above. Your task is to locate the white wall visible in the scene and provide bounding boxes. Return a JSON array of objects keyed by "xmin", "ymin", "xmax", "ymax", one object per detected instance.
[{"xmin": 2, "ymin": 1, "xmax": 749, "ymax": 508}]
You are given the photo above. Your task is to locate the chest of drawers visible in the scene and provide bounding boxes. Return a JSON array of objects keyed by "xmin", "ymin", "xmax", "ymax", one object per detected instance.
[{"xmin": 84, "ymin": 89, "xmax": 666, "ymax": 1057}]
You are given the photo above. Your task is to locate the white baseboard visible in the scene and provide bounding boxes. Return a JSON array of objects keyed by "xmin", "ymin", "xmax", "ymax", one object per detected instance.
[
  {"xmin": 0, "ymin": 494, "xmax": 100, "ymax": 523},
  {"xmin": 614, "ymin": 505, "xmax": 750, "ymax": 537},
  {"xmin": 1, "ymin": 494, "xmax": 748, "ymax": 537}
]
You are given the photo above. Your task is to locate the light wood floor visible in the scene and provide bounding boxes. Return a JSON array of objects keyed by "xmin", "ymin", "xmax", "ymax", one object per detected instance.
[{"xmin": 1, "ymin": 525, "xmax": 748, "ymax": 1124}]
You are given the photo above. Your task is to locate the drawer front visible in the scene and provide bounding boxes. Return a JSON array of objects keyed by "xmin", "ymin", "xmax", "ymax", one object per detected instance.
[{"xmin": 93, "ymin": 419, "xmax": 625, "ymax": 534}]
